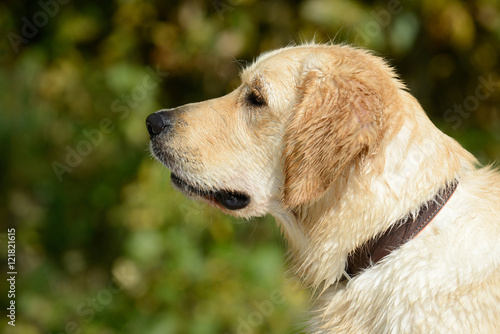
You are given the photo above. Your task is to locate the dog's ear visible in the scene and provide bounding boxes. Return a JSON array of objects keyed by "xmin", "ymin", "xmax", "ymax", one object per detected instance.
[{"xmin": 282, "ymin": 60, "xmax": 384, "ymax": 207}]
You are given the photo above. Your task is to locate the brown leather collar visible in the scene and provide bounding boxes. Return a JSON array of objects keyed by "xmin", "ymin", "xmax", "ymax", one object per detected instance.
[{"xmin": 343, "ymin": 180, "xmax": 458, "ymax": 280}]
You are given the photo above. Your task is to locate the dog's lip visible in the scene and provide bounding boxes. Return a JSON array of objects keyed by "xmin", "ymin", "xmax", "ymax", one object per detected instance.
[
  {"xmin": 170, "ymin": 173, "xmax": 216, "ymax": 202},
  {"xmin": 170, "ymin": 173, "xmax": 250, "ymax": 210}
]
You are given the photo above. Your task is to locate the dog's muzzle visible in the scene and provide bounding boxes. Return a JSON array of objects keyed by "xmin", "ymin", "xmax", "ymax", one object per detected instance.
[{"xmin": 145, "ymin": 109, "xmax": 251, "ymax": 211}]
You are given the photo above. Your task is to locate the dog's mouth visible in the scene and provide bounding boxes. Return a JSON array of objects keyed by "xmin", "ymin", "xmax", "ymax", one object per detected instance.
[{"xmin": 170, "ymin": 173, "xmax": 250, "ymax": 210}]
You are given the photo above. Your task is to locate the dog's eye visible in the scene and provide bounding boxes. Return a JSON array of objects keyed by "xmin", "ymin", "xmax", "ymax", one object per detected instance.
[{"xmin": 246, "ymin": 88, "xmax": 266, "ymax": 107}]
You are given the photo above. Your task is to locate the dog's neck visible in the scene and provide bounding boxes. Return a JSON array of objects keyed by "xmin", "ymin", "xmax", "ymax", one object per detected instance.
[
  {"xmin": 344, "ymin": 179, "xmax": 458, "ymax": 279},
  {"xmin": 273, "ymin": 95, "xmax": 476, "ymax": 289}
]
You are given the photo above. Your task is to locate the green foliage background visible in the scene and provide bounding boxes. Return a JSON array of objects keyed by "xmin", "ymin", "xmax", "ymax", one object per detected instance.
[{"xmin": 1, "ymin": 0, "xmax": 499, "ymax": 333}]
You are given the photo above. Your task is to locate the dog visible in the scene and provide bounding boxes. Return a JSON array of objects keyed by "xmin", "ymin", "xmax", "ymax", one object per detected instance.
[{"xmin": 146, "ymin": 44, "xmax": 500, "ymax": 333}]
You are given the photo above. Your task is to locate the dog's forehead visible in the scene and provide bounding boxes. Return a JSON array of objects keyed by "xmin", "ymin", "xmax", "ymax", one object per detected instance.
[{"xmin": 240, "ymin": 46, "xmax": 319, "ymax": 84}]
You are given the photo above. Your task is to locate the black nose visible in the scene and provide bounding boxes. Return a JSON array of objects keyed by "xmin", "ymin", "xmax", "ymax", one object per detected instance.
[{"xmin": 146, "ymin": 110, "xmax": 173, "ymax": 137}]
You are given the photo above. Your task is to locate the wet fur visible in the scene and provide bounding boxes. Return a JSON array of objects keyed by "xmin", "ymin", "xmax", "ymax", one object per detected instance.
[{"xmin": 150, "ymin": 44, "xmax": 500, "ymax": 333}]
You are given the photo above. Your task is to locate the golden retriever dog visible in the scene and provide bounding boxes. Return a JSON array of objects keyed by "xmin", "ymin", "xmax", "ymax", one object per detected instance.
[{"xmin": 146, "ymin": 44, "xmax": 500, "ymax": 333}]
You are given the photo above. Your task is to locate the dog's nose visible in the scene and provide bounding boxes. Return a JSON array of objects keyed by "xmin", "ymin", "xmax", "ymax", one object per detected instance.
[{"xmin": 146, "ymin": 110, "xmax": 173, "ymax": 137}]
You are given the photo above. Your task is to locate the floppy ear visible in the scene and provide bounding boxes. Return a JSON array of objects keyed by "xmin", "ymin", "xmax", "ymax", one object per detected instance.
[{"xmin": 282, "ymin": 64, "xmax": 384, "ymax": 207}]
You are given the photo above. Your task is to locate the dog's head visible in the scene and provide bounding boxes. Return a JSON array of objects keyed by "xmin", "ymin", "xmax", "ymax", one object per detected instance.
[{"xmin": 147, "ymin": 44, "xmax": 399, "ymax": 217}]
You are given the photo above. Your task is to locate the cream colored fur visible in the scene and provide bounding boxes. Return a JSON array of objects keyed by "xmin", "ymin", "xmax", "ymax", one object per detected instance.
[{"xmin": 150, "ymin": 44, "xmax": 500, "ymax": 333}]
